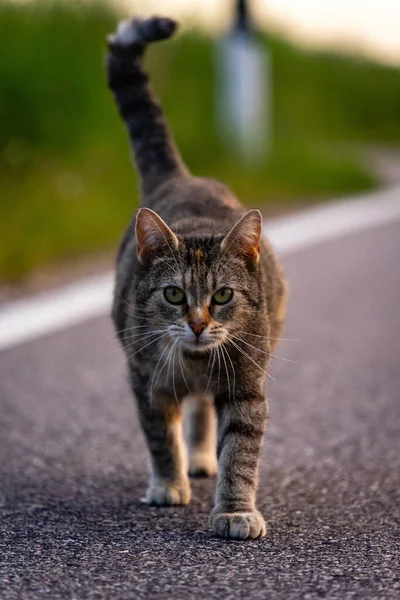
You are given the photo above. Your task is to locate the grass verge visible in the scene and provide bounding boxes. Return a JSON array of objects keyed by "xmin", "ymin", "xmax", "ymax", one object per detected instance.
[{"xmin": 2, "ymin": 1, "xmax": 400, "ymax": 281}]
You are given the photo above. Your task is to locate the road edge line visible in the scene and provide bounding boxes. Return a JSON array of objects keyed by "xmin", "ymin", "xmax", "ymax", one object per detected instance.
[{"xmin": 1, "ymin": 185, "xmax": 399, "ymax": 352}]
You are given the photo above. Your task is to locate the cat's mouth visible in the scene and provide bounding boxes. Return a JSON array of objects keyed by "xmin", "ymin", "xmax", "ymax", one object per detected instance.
[
  {"xmin": 171, "ymin": 325, "xmax": 226, "ymax": 354},
  {"xmin": 180, "ymin": 338, "xmax": 218, "ymax": 353}
]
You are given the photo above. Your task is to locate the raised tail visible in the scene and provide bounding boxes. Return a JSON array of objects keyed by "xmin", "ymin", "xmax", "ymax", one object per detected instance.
[{"xmin": 106, "ymin": 17, "xmax": 188, "ymax": 196}]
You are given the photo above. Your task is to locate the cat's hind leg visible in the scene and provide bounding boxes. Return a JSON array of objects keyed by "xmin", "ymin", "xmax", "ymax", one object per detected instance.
[{"xmin": 185, "ymin": 395, "xmax": 218, "ymax": 477}]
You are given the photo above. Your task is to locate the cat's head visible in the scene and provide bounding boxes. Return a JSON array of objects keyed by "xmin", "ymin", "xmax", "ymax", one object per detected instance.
[{"xmin": 134, "ymin": 207, "xmax": 263, "ymax": 354}]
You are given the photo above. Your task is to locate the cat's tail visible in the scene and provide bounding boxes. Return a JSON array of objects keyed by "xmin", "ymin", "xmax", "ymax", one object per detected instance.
[{"xmin": 106, "ymin": 17, "xmax": 189, "ymax": 196}]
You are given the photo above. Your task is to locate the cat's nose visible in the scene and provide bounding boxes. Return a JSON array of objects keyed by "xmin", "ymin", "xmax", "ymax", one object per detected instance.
[{"xmin": 189, "ymin": 319, "xmax": 207, "ymax": 338}]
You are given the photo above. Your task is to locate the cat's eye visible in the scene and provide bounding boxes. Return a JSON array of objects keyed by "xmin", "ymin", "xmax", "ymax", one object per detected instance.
[
  {"xmin": 164, "ymin": 286, "xmax": 186, "ymax": 305},
  {"xmin": 212, "ymin": 287, "xmax": 233, "ymax": 305}
]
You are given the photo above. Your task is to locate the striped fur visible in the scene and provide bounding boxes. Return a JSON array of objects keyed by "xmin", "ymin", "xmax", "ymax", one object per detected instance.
[
  {"xmin": 106, "ymin": 17, "xmax": 188, "ymax": 196},
  {"xmin": 106, "ymin": 16, "xmax": 287, "ymax": 540}
]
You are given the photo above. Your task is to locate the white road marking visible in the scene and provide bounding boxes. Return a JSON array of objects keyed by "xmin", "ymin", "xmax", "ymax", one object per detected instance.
[
  {"xmin": 0, "ymin": 274, "xmax": 114, "ymax": 353},
  {"xmin": 265, "ymin": 185, "xmax": 400, "ymax": 253},
  {"xmin": 0, "ymin": 186, "xmax": 399, "ymax": 352}
]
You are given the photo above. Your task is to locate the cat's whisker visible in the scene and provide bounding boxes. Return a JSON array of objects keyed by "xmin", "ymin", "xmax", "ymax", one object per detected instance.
[
  {"xmin": 171, "ymin": 341, "xmax": 179, "ymax": 408},
  {"xmin": 266, "ymin": 352, "xmax": 297, "ymax": 364},
  {"xmin": 222, "ymin": 343, "xmax": 238, "ymax": 409},
  {"xmin": 125, "ymin": 332, "xmax": 170, "ymax": 362},
  {"xmin": 107, "ymin": 333, "xmax": 169, "ymax": 378},
  {"xmin": 216, "ymin": 344, "xmax": 221, "ymax": 394},
  {"xmin": 123, "ymin": 310, "xmax": 163, "ymax": 323},
  {"xmin": 236, "ymin": 330, "xmax": 300, "ymax": 343},
  {"xmin": 95, "ymin": 328, "xmax": 166, "ymax": 356},
  {"xmin": 227, "ymin": 336, "xmax": 276, "ymax": 384},
  {"xmin": 220, "ymin": 343, "xmax": 231, "ymax": 400},
  {"xmin": 231, "ymin": 334, "xmax": 298, "ymax": 364},
  {"xmin": 222, "ymin": 343, "xmax": 236, "ymax": 400},
  {"xmin": 98, "ymin": 323, "xmax": 172, "ymax": 350},
  {"xmin": 205, "ymin": 347, "xmax": 217, "ymax": 394},
  {"xmin": 94, "ymin": 324, "xmax": 151, "ymax": 347},
  {"xmin": 121, "ymin": 332, "xmax": 169, "ymax": 354},
  {"xmin": 204, "ymin": 348, "xmax": 212, "ymax": 391},
  {"xmin": 165, "ymin": 336, "xmax": 176, "ymax": 387},
  {"xmin": 150, "ymin": 339, "xmax": 174, "ymax": 404},
  {"xmin": 168, "ymin": 327, "xmax": 185, "ymax": 336},
  {"xmin": 96, "ymin": 316, "xmax": 169, "ymax": 347},
  {"xmin": 163, "ymin": 339, "xmax": 180, "ymax": 408},
  {"xmin": 205, "ymin": 346, "xmax": 214, "ymax": 375},
  {"xmin": 178, "ymin": 347, "xmax": 191, "ymax": 395},
  {"xmin": 124, "ymin": 326, "xmax": 166, "ymax": 336},
  {"xmin": 124, "ymin": 329, "xmax": 169, "ymax": 343},
  {"xmin": 95, "ymin": 344, "xmax": 131, "ymax": 356}
]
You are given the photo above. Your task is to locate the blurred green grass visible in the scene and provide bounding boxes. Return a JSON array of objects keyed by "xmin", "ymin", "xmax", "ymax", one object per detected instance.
[{"xmin": 1, "ymin": 1, "xmax": 400, "ymax": 282}]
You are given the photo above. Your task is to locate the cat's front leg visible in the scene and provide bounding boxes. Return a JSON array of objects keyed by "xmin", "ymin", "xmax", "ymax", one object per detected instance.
[
  {"xmin": 134, "ymin": 385, "xmax": 191, "ymax": 506},
  {"xmin": 211, "ymin": 390, "xmax": 268, "ymax": 540}
]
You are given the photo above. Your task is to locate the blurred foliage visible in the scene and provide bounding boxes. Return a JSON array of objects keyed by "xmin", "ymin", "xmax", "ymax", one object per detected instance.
[{"xmin": 1, "ymin": 1, "xmax": 399, "ymax": 281}]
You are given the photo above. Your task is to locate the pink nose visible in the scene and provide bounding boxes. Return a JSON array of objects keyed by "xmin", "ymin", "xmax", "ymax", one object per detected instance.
[{"xmin": 189, "ymin": 320, "xmax": 207, "ymax": 338}]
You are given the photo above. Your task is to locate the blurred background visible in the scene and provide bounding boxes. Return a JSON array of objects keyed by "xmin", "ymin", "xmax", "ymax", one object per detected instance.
[{"xmin": 1, "ymin": 0, "xmax": 400, "ymax": 286}]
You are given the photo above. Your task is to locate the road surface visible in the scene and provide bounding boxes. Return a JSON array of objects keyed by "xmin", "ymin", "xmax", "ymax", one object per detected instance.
[{"xmin": 0, "ymin": 219, "xmax": 399, "ymax": 599}]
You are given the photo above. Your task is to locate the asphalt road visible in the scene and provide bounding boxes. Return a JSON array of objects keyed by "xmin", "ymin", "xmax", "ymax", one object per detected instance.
[{"xmin": 1, "ymin": 221, "xmax": 399, "ymax": 600}]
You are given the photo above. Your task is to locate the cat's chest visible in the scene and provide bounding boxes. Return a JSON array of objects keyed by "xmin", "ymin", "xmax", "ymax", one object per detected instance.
[{"xmin": 151, "ymin": 351, "xmax": 223, "ymax": 397}]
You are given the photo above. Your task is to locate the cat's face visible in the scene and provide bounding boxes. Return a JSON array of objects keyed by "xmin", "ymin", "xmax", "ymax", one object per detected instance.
[{"xmin": 134, "ymin": 208, "xmax": 262, "ymax": 355}]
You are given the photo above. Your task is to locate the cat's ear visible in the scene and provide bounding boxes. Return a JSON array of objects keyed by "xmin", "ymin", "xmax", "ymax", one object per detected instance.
[
  {"xmin": 221, "ymin": 209, "xmax": 262, "ymax": 263},
  {"xmin": 135, "ymin": 207, "xmax": 179, "ymax": 263}
]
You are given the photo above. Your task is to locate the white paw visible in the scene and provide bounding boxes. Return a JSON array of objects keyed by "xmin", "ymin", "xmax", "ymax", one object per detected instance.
[
  {"xmin": 210, "ymin": 508, "xmax": 266, "ymax": 540},
  {"xmin": 147, "ymin": 479, "xmax": 191, "ymax": 506},
  {"xmin": 188, "ymin": 452, "xmax": 217, "ymax": 478},
  {"xmin": 109, "ymin": 19, "xmax": 138, "ymax": 47}
]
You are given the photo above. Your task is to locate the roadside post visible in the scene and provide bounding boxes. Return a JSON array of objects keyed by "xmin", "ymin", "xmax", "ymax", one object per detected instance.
[{"xmin": 216, "ymin": 0, "xmax": 271, "ymax": 165}]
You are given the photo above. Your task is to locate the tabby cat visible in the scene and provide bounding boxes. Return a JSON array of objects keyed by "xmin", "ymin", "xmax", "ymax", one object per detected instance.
[{"xmin": 106, "ymin": 16, "xmax": 287, "ymax": 540}]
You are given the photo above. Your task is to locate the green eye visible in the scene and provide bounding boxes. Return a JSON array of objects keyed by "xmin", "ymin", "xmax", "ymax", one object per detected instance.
[
  {"xmin": 212, "ymin": 287, "xmax": 234, "ymax": 305},
  {"xmin": 164, "ymin": 286, "xmax": 186, "ymax": 305}
]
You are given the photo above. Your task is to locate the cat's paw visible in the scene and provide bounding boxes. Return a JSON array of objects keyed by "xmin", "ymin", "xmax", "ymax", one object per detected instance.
[
  {"xmin": 210, "ymin": 508, "xmax": 266, "ymax": 540},
  {"xmin": 147, "ymin": 479, "xmax": 191, "ymax": 506},
  {"xmin": 188, "ymin": 452, "xmax": 217, "ymax": 478}
]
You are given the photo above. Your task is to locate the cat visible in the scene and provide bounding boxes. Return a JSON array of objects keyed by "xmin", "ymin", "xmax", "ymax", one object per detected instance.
[{"xmin": 106, "ymin": 16, "xmax": 287, "ymax": 540}]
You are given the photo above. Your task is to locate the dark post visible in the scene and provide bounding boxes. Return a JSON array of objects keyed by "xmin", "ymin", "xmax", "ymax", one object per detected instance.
[{"xmin": 236, "ymin": 0, "xmax": 251, "ymax": 32}]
